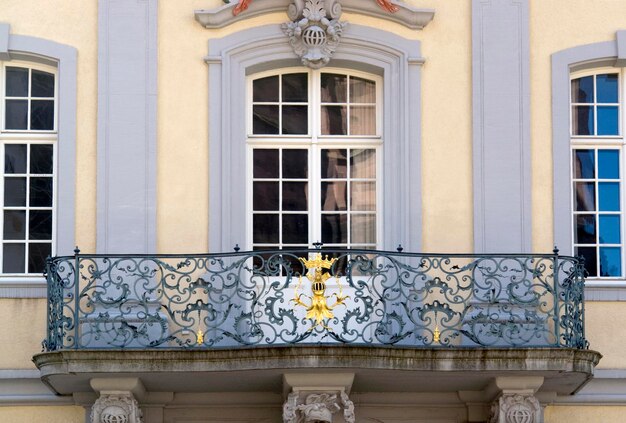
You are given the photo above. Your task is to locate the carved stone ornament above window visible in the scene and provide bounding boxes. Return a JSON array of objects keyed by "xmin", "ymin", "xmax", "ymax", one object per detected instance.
[
  {"xmin": 282, "ymin": 0, "xmax": 346, "ymax": 68},
  {"xmin": 194, "ymin": 0, "xmax": 435, "ymax": 30}
]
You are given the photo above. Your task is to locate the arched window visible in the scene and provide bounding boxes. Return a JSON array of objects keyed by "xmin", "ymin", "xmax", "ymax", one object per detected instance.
[
  {"xmin": 0, "ymin": 61, "xmax": 56, "ymax": 274},
  {"xmin": 247, "ymin": 68, "xmax": 381, "ymax": 251},
  {"xmin": 570, "ymin": 68, "xmax": 623, "ymax": 278}
]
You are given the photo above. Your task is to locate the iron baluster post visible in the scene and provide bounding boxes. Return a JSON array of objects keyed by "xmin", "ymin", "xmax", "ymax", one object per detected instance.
[
  {"xmin": 74, "ymin": 247, "xmax": 80, "ymax": 350},
  {"xmin": 552, "ymin": 247, "xmax": 560, "ymax": 347}
]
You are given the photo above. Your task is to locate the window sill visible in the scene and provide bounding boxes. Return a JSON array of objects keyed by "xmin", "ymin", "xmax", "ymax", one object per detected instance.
[
  {"xmin": 585, "ymin": 280, "xmax": 626, "ymax": 301},
  {"xmin": 0, "ymin": 276, "xmax": 46, "ymax": 298}
]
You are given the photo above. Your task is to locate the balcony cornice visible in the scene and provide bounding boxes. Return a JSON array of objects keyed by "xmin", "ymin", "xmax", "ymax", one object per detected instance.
[{"xmin": 34, "ymin": 347, "xmax": 601, "ymax": 396}]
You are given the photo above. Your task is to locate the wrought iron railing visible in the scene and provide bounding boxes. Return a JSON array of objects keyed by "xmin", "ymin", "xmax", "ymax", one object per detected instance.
[{"xmin": 42, "ymin": 248, "xmax": 587, "ymax": 351}]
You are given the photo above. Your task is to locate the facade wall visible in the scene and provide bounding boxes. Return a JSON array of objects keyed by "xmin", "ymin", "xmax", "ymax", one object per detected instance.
[{"xmin": 1, "ymin": 0, "xmax": 626, "ymax": 421}]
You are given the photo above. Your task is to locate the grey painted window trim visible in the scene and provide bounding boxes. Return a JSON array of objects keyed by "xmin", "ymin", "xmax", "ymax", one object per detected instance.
[
  {"xmin": 206, "ymin": 24, "xmax": 423, "ymax": 252},
  {"xmin": 0, "ymin": 23, "xmax": 77, "ymax": 298},
  {"xmin": 195, "ymin": 0, "xmax": 435, "ymax": 30},
  {"xmin": 551, "ymin": 37, "xmax": 626, "ymax": 301}
]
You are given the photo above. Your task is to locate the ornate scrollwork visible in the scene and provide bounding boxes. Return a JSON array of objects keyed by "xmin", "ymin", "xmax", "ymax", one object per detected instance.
[
  {"xmin": 282, "ymin": 0, "xmax": 346, "ymax": 69},
  {"xmin": 43, "ymin": 249, "xmax": 587, "ymax": 351}
]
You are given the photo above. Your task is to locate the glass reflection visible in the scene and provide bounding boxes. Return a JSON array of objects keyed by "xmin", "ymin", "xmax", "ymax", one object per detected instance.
[
  {"xmin": 573, "ymin": 149, "xmax": 595, "ymax": 179},
  {"xmin": 600, "ymin": 247, "xmax": 621, "ymax": 277},
  {"xmin": 599, "ymin": 215, "xmax": 620, "ymax": 244},
  {"xmin": 572, "ymin": 106, "xmax": 594, "ymax": 135},
  {"xmin": 598, "ymin": 150, "xmax": 619, "ymax": 179},
  {"xmin": 599, "ymin": 182, "xmax": 620, "ymax": 211},
  {"xmin": 575, "ymin": 214, "xmax": 596, "ymax": 244}
]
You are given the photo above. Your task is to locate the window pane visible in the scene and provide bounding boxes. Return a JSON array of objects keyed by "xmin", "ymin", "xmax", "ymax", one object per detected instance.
[
  {"xmin": 597, "ymin": 74, "xmax": 618, "ymax": 103},
  {"xmin": 321, "ymin": 214, "xmax": 347, "ymax": 244},
  {"xmin": 253, "ymin": 76, "xmax": 279, "ymax": 102},
  {"xmin": 574, "ymin": 182, "xmax": 595, "ymax": 211},
  {"xmin": 599, "ymin": 215, "xmax": 620, "ymax": 244},
  {"xmin": 282, "ymin": 106, "xmax": 308, "ymax": 135},
  {"xmin": 321, "ymin": 74, "xmax": 347, "ymax": 103},
  {"xmin": 282, "ymin": 73, "xmax": 307, "ymax": 102},
  {"xmin": 572, "ymin": 106, "xmax": 594, "ymax": 135},
  {"xmin": 599, "ymin": 182, "xmax": 620, "ymax": 211},
  {"xmin": 253, "ymin": 149, "xmax": 279, "ymax": 178},
  {"xmin": 4, "ymin": 177, "xmax": 26, "ymax": 207},
  {"xmin": 350, "ymin": 77, "xmax": 375, "ymax": 103},
  {"xmin": 29, "ymin": 177, "xmax": 53, "ymax": 207},
  {"xmin": 5, "ymin": 145, "xmax": 27, "ymax": 174},
  {"xmin": 350, "ymin": 149, "xmax": 376, "ymax": 178},
  {"xmin": 321, "ymin": 182, "xmax": 347, "ymax": 211},
  {"xmin": 4, "ymin": 211, "xmax": 25, "ymax": 240},
  {"xmin": 573, "ymin": 149, "xmax": 595, "ymax": 179},
  {"xmin": 351, "ymin": 182, "xmax": 376, "ymax": 211},
  {"xmin": 28, "ymin": 242, "xmax": 51, "ymax": 273},
  {"xmin": 598, "ymin": 150, "xmax": 619, "ymax": 179},
  {"xmin": 30, "ymin": 100, "xmax": 54, "ymax": 130},
  {"xmin": 597, "ymin": 106, "xmax": 618, "ymax": 135},
  {"xmin": 321, "ymin": 106, "xmax": 347, "ymax": 135},
  {"xmin": 576, "ymin": 246, "xmax": 597, "ymax": 277},
  {"xmin": 29, "ymin": 210, "xmax": 53, "ymax": 240},
  {"xmin": 5, "ymin": 67, "xmax": 28, "ymax": 97},
  {"xmin": 600, "ymin": 247, "xmax": 621, "ymax": 277},
  {"xmin": 31, "ymin": 70, "xmax": 55, "ymax": 97},
  {"xmin": 351, "ymin": 214, "xmax": 376, "ymax": 244},
  {"xmin": 253, "ymin": 214, "xmax": 279, "ymax": 243},
  {"xmin": 5, "ymin": 100, "xmax": 28, "ymax": 130},
  {"xmin": 321, "ymin": 149, "xmax": 347, "ymax": 179},
  {"xmin": 282, "ymin": 149, "xmax": 307, "ymax": 179},
  {"xmin": 282, "ymin": 214, "xmax": 308, "ymax": 244},
  {"xmin": 282, "ymin": 182, "xmax": 308, "ymax": 211},
  {"xmin": 350, "ymin": 106, "xmax": 376, "ymax": 135},
  {"xmin": 30, "ymin": 145, "xmax": 54, "ymax": 174},
  {"xmin": 571, "ymin": 76, "xmax": 593, "ymax": 103},
  {"xmin": 574, "ymin": 214, "xmax": 596, "ymax": 244},
  {"xmin": 3, "ymin": 243, "xmax": 25, "ymax": 273},
  {"xmin": 253, "ymin": 182, "xmax": 279, "ymax": 211},
  {"xmin": 253, "ymin": 105, "xmax": 279, "ymax": 134}
]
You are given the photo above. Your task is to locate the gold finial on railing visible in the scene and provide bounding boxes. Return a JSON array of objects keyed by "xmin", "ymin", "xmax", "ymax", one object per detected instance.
[
  {"xmin": 196, "ymin": 329, "xmax": 204, "ymax": 345},
  {"xmin": 433, "ymin": 325, "xmax": 440, "ymax": 344}
]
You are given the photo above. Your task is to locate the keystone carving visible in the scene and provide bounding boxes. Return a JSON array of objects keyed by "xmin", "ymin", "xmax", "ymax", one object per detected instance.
[
  {"xmin": 283, "ymin": 390, "xmax": 355, "ymax": 423},
  {"xmin": 281, "ymin": 0, "xmax": 346, "ymax": 69},
  {"xmin": 490, "ymin": 393, "xmax": 542, "ymax": 423},
  {"xmin": 91, "ymin": 391, "xmax": 143, "ymax": 423}
]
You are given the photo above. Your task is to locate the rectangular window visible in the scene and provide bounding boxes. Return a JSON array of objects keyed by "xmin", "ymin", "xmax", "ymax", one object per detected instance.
[{"xmin": 1, "ymin": 63, "xmax": 57, "ymax": 275}]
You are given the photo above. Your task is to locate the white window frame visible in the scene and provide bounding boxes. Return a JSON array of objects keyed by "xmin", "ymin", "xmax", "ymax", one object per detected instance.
[
  {"xmin": 570, "ymin": 67, "xmax": 626, "ymax": 280},
  {"xmin": 0, "ymin": 61, "xmax": 58, "ymax": 277},
  {"xmin": 245, "ymin": 67, "xmax": 383, "ymax": 250}
]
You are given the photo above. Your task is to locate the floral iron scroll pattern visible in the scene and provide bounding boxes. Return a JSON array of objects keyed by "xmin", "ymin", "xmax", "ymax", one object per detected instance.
[
  {"xmin": 227, "ymin": 0, "xmax": 400, "ymax": 16},
  {"xmin": 43, "ymin": 249, "xmax": 587, "ymax": 351}
]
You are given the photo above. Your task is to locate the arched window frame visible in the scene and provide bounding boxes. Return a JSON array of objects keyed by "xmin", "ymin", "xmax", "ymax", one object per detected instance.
[
  {"xmin": 206, "ymin": 24, "xmax": 423, "ymax": 253},
  {"xmin": 245, "ymin": 67, "xmax": 383, "ymax": 250}
]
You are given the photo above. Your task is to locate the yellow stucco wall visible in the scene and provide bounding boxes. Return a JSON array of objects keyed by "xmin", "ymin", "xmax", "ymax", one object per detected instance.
[
  {"xmin": 0, "ymin": 299, "xmax": 46, "ymax": 369},
  {"xmin": 585, "ymin": 302, "xmax": 626, "ymax": 369},
  {"xmin": 0, "ymin": 406, "xmax": 84, "ymax": 423},
  {"xmin": 157, "ymin": 0, "xmax": 473, "ymax": 253},
  {"xmin": 0, "ymin": 0, "xmax": 98, "ymax": 252},
  {"xmin": 545, "ymin": 406, "xmax": 626, "ymax": 422}
]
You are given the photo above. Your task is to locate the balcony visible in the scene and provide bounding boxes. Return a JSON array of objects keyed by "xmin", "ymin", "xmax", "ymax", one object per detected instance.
[{"xmin": 34, "ymin": 249, "xmax": 600, "ymax": 405}]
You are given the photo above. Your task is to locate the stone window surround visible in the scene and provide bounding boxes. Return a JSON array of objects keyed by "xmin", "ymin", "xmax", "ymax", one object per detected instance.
[
  {"xmin": 552, "ymin": 31, "xmax": 626, "ymax": 301},
  {"xmin": 0, "ymin": 23, "xmax": 77, "ymax": 298},
  {"xmin": 206, "ymin": 24, "xmax": 424, "ymax": 253}
]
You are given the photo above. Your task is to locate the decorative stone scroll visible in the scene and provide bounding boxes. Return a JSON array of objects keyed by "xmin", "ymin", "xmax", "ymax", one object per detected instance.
[
  {"xmin": 283, "ymin": 390, "xmax": 355, "ymax": 423},
  {"xmin": 490, "ymin": 394, "xmax": 542, "ymax": 423},
  {"xmin": 91, "ymin": 392, "xmax": 143, "ymax": 423},
  {"xmin": 282, "ymin": 0, "xmax": 346, "ymax": 69}
]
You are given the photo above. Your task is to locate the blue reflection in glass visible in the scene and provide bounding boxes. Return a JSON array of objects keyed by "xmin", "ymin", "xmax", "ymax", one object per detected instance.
[
  {"xmin": 572, "ymin": 76, "xmax": 594, "ymax": 103},
  {"xmin": 598, "ymin": 106, "xmax": 619, "ymax": 135},
  {"xmin": 574, "ymin": 149, "xmax": 595, "ymax": 179},
  {"xmin": 599, "ymin": 182, "xmax": 620, "ymax": 211},
  {"xmin": 598, "ymin": 150, "xmax": 620, "ymax": 179},
  {"xmin": 600, "ymin": 247, "xmax": 622, "ymax": 277},
  {"xmin": 576, "ymin": 246, "xmax": 597, "ymax": 277},
  {"xmin": 597, "ymin": 74, "xmax": 619, "ymax": 103},
  {"xmin": 599, "ymin": 215, "xmax": 621, "ymax": 244}
]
